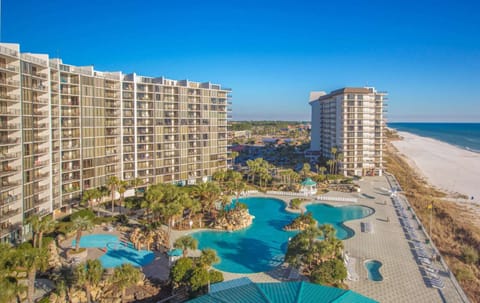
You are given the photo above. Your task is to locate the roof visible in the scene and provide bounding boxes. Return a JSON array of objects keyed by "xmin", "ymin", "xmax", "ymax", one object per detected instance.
[
  {"xmin": 301, "ymin": 178, "xmax": 317, "ymax": 186},
  {"xmin": 309, "ymin": 87, "xmax": 381, "ymax": 104},
  {"xmin": 187, "ymin": 279, "xmax": 378, "ymax": 303}
]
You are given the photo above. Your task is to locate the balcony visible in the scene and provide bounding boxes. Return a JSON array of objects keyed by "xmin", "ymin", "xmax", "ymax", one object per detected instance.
[
  {"xmin": 0, "ymin": 194, "xmax": 20, "ymax": 207},
  {"xmin": 0, "ymin": 138, "xmax": 20, "ymax": 145},
  {"xmin": 0, "ymin": 207, "xmax": 20, "ymax": 221}
]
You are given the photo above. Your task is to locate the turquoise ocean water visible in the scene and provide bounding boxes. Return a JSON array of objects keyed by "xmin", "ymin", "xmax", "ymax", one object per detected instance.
[{"xmin": 388, "ymin": 123, "xmax": 480, "ymax": 153}]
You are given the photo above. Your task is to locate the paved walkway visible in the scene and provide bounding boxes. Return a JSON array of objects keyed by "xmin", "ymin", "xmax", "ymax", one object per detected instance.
[{"xmin": 342, "ymin": 176, "xmax": 467, "ymax": 303}]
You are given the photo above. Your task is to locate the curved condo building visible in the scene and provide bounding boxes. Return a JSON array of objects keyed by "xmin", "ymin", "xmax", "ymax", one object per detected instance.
[{"xmin": 0, "ymin": 43, "xmax": 231, "ymax": 243}]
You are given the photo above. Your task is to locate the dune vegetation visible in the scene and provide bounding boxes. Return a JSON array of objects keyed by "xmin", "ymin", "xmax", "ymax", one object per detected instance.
[{"xmin": 385, "ymin": 135, "xmax": 480, "ymax": 303}]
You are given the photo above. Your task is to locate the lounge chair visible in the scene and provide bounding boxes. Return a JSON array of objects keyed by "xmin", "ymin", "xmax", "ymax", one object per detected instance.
[{"xmin": 419, "ymin": 257, "xmax": 431, "ymax": 265}]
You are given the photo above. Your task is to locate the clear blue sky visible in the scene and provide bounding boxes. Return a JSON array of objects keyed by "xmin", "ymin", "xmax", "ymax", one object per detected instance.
[{"xmin": 3, "ymin": 0, "xmax": 480, "ymax": 122}]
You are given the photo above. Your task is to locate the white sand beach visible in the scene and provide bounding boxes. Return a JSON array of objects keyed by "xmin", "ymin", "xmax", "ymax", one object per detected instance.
[{"xmin": 392, "ymin": 131, "xmax": 480, "ymax": 204}]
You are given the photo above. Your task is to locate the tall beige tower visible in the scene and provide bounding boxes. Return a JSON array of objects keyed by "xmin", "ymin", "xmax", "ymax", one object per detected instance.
[{"xmin": 310, "ymin": 87, "xmax": 387, "ymax": 176}]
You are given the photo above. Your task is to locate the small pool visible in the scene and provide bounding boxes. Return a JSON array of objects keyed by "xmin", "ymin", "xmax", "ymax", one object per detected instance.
[
  {"xmin": 72, "ymin": 234, "xmax": 154, "ymax": 268},
  {"xmin": 193, "ymin": 197, "xmax": 373, "ymax": 273},
  {"xmin": 365, "ymin": 260, "xmax": 383, "ymax": 281}
]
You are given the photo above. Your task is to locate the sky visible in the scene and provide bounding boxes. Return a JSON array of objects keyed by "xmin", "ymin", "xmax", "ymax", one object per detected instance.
[{"xmin": 3, "ymin": 0, "xmax": 480, "ymax": 122}]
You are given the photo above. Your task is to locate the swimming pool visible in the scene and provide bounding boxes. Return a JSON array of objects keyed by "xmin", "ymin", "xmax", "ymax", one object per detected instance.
[
  {"xmin": 365, "ymin": 260, "xmax": 384, "ymax": 281},
  {"xmin": 193, "ymin": 197, "xmax": 373, "ymax": 273},
  {"xmin": 72, "ymin": 234, "xmax": 155, "ymax": 268}
]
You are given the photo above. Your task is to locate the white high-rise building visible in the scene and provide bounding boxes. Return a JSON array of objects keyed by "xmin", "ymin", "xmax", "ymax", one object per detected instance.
[
  {"xmin": 309, "ymin": 87, "xmax": 387, "ymax": 177},
  {"xmin": 0, "ymin": 43, "xmax": 231, "ymax": 243}
]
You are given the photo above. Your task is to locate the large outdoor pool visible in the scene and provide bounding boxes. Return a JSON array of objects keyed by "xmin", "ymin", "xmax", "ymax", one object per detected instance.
[
  {"xmin": 72, "ymin": 234, "xmax": 155, "ymax": 268},
  {"xmin": 193, "ymin": 197, "xmax": 373, "ymax": 273}
]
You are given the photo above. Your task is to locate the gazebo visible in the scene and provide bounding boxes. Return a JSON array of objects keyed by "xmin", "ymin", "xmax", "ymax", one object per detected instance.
[{"xmin": 300, "ymin": 178, "xmax": 317, "ymax": 196}]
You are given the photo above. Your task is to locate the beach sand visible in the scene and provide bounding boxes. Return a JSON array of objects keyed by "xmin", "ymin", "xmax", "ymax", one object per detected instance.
[{"xmin": 392, "ymin": 131, "xmax": 480, "ymax": 204}]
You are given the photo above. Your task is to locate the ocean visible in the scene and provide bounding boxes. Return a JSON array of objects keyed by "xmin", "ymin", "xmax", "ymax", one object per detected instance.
[{"xmin": 388, "ymin": 123, "xmax": 480, "ymax": 153}]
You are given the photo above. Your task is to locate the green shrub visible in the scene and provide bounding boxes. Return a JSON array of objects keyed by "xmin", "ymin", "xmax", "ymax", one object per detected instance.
[
  {"xmin": 461, "ymin": 245, "xmax": 479, "ymax": 265},
  {"xmin": 290, "ymin": 198, "xmax": 302, "ymax": 209},
  {"xmin": 93, "ymin": 216, "xmax": 115, "ymax": 225},
  {"xmin": 115, "ymin": 214, "xmax": 129, "ymax": 225},
  {"xmin": 454, "ymin": 264, "xmax": 475, "ymax": 282},
  {"xmin": 56, "ymin": 221, "xmax": 74, "ymax": 236},
  {"xmin": 189, "ymin": 267, "xmax": 209, "ymax": 292},
  {"xmin": 171, "ymin": 257, "xmax": 194, "ymax": 284},
  {"xmin": 70, "ymin": 209, "xmax": 95, "ymax": 222},
  {"xmin": 209, "ymin": 269, "xmax": 224, "ymax": 284},
  {"xmin": 310, "ymin": 258, "xmax": 347, "ymax": 285}
]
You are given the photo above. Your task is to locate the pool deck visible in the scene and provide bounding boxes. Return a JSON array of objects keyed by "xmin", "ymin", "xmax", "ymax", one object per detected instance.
[{"xmin": 171, "ymin": 176, "xmax": 468, "ymax": 303}]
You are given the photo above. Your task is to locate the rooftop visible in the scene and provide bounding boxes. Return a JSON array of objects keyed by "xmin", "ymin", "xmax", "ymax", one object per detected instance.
[{"xmin": 188, "ymin": 278, "xmax": 378, "ymax": 303}]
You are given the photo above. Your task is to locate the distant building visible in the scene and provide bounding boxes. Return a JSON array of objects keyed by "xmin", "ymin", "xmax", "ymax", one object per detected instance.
[{"xmin": 309, "ymin": 87, "xmax": 387, "ymax": 176}]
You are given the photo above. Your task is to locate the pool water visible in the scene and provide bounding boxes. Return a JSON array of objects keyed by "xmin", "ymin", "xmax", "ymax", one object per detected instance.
[
  {"xmin": 365, "ymin": 260, "xmax": 384, "ymax": 281},
  {"xmin": 72, "ymin": 234, "xmax": 155, "ymax": 268},
  {"xmin": 193, "ymin": 197, "xmax": 373, "ymax": 273}
]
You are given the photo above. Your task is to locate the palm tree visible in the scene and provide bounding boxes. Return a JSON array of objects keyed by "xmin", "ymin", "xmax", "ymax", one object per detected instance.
[
  {"xmin": 27, "ymin": 214, "xmax": 56, "ymax": 249},
  {"xmin": 143, "ymin": 183, "xmax": 165, "ymax": 222},
  {"xmin": 107, "ymin": 176, "xmax": 120, "ymax": 213},
  {"xmin": 319, "ymin": 224, "xmax": 336, "ymax": 241},
  {"xmin": 301, "ymin": 163, "xmax": 311, "ymax": 178},
  {"xmin": 326, "ymin": 159, "xmax": 334, "ymax": 175},
  {"xmin": 192, "ymin": 182, "xmax": 221, "ymax": 216},
  {"xmin": 318, "ymin": 166, "xmax": 327, "ymax": 176},
  {"xmin": 131, "ymin": 177, "xmax": 144, "ymax": 197},
  {"xmin": 82, "ymin": 188, "xmax": 102, "ymax": 210},
  {"xmin": 118, "ymin": 180, "xmax": 129, "ymax": 214},
  {"xmin": 199, "ymin": 248, "xmax": 220, "ymax": 269},
  {"xmin": 74, "ymin": 259, "xmax": 104, "ymax": 303},
  {"xmin": 174, "ymin": 235, "xmax": 198, "ymax": 257},
  {"xmin": 110, "ymin": 264, "xmax": 142, "ymax": 303},
  {"xmin": 230, "ymin": 151, "xmax": 239, "ymax": 166},
  {"xmin": 330, "ymin": 147, "xmax": 338, "ymax": 175},
  {"xmin": 162, "ymin": 202, "xmax": 184, "ymax": 248},
  {"xmin": 13, "ymin": 245, "xmax": 48, "ymax": 303},
  {"xmin": 72, "ymin": 216, "xmax": 94, "ymax": 251},
  {"xmin": 335, "ymin": 153, "xmax": 344, "ymax": 175}
]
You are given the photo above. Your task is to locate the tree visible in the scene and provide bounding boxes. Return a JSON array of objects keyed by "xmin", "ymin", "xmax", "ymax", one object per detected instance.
[
  {"xmin": 107, "ymin": 176, "xmax": 120, "ymax": 213},
  {"xmin": 192, "ymin": 182, "xmax": 221, "ymax": 217},
  {"xmin": 198, "ymin": 249, "xmax": 220, "ymax": 269},
  {"xmin": 131, "ymin": 177, "xmax": 144, "ymax": 197},
  {"xmin": 75, "ymin": 259, "xmax": 104, "ymax": 303},
  {"xmin": 170, "ymin": 257, "xmax": 194, "ymax": 286},
  {"xmin": 110, "ymin": 264, "xmax": 142, "ymax": 303},
  {"xmin": 174, "ymin": 235, "xmax": 198, "ymax": 258},
  {"xmin": 301, "ymin": 163, "xmax": 311, "ymax": 178},
  {"xmin": 118, "ymin": 180, "xmax": 129, "ymax": 214},
  {"xmin": 72, "ymin": 216, "xmax": 94, "ymax": 251},
  {"xmin": 189, "ymin": 267, "xmax": 209, "ymax": 292},
  {"xmin": 82, "ymin": 188, "xmax": 102, "ymax": 210},
  {"xmin": 310, "ymin": 258, "xmax": 347, "ymax": 286},
  {"xmin": 326, "ymin": 159, "xmax": 335, "ymax": 175},
  {"xmin": 330, "ymin": 147, "xmax": 338, "ymax": 175},
  {"xmin": 143, "ymin": 183, "xmax": 165, "ymax": 222},
  {"xmin": 13, "ymin": 245, "xmax": 48, "ymax": 303},
  {"xmin": 230, "ymin": 151, "xmax": 239, "ymax": 166},
  {"xmin": 0, "ymin": 243, "xmax": 26, "ymax": 303},
  {"xmin": 27, "ymin": 214, "xmax": 55, "ymax": 249},
  {"xmin": 335, "ymin": 153, "xmax": 344, "ymax": 175},
  {"xmin": 318, "ymin": 166, "xmax": 327, "ymax": 176}
]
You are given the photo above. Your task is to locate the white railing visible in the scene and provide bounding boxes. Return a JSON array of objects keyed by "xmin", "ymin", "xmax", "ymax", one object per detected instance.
[
  {"xmin": 387, "ymin": 172, "xmax": 470, "ymax": 303},
  {"xmin": 266, "ymin": 191, "xmax": 309, "ymax": 197},
  {"xmin": 315, "ymin": 195, "xmax": 358, "ymax": 203}
]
